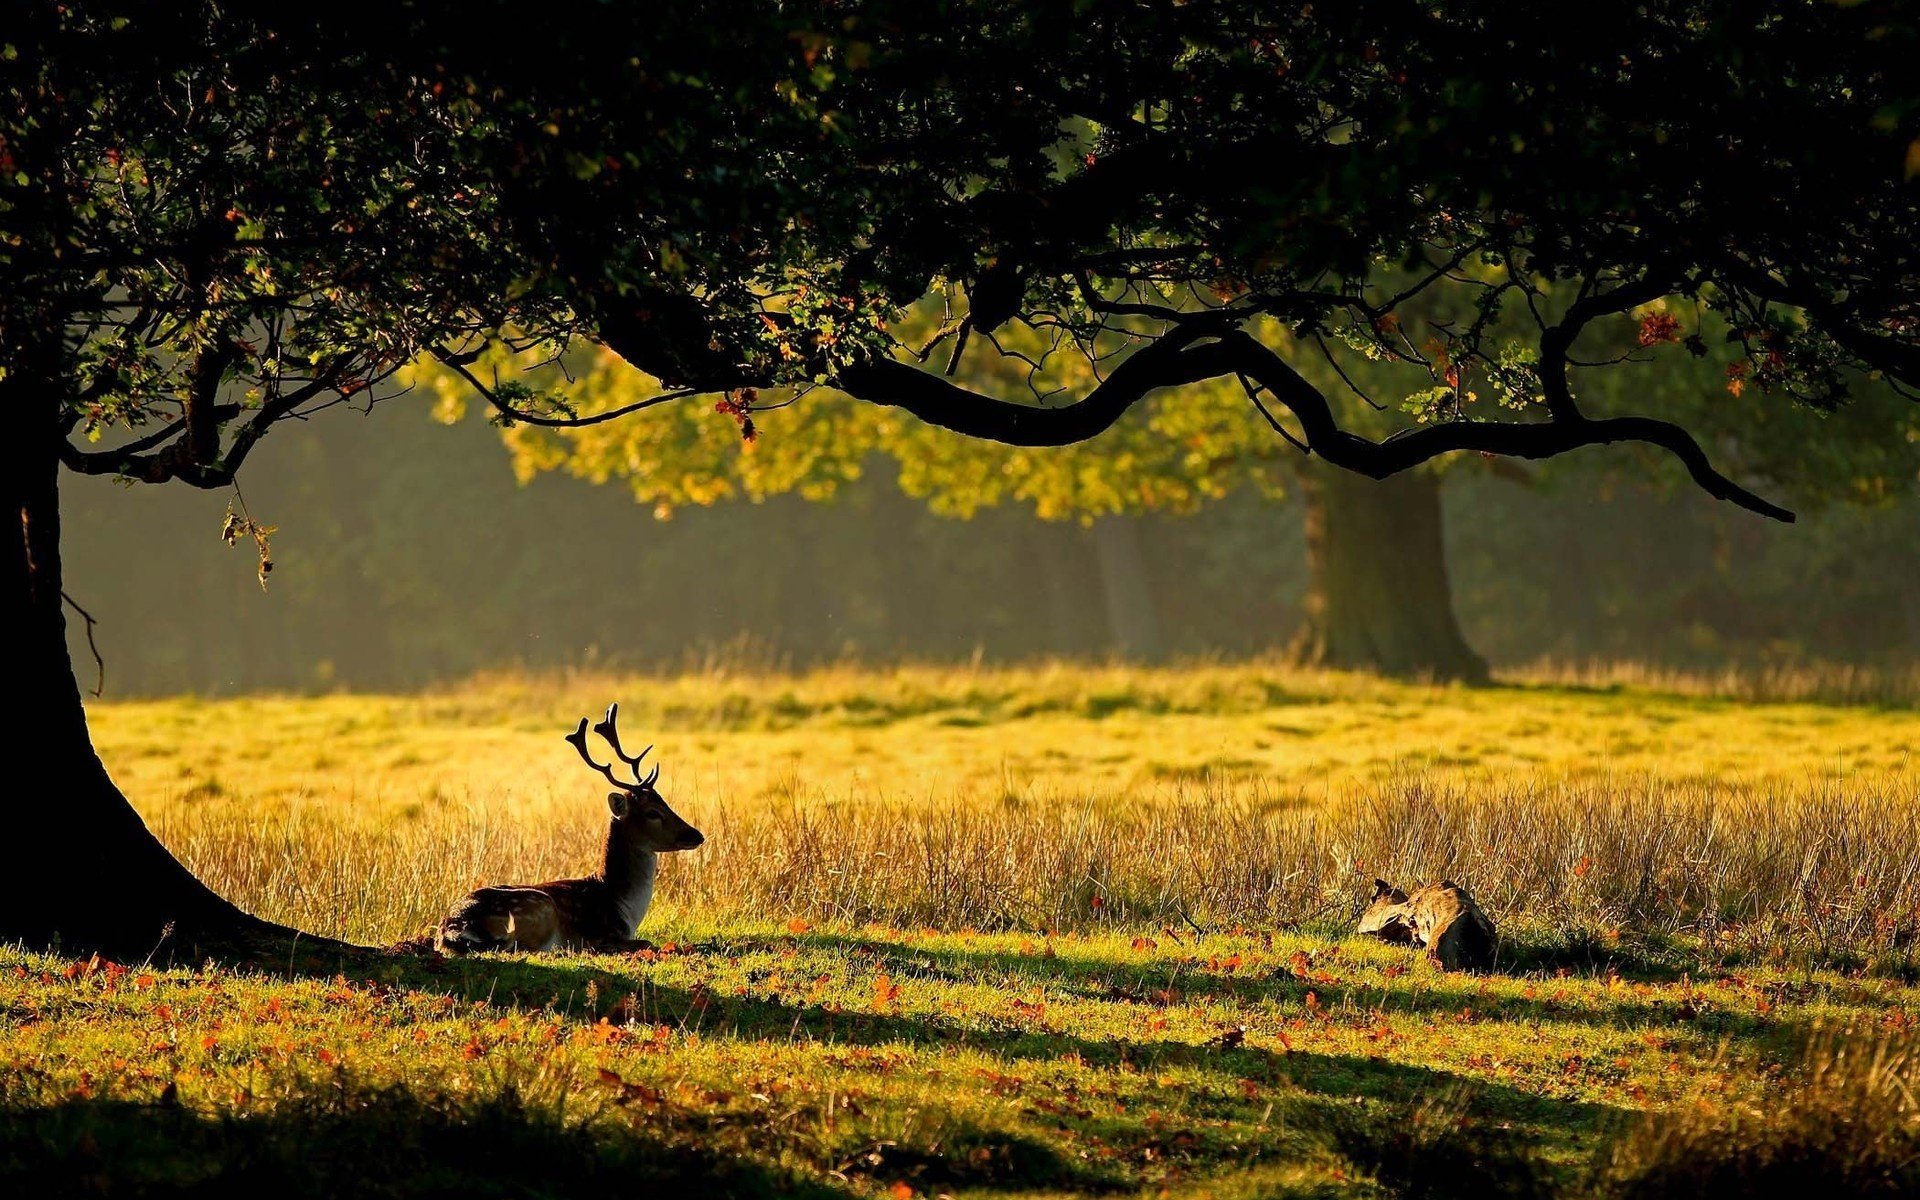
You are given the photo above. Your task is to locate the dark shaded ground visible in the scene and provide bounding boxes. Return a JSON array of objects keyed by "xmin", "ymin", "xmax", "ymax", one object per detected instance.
[
  {"xmin": 0, "ymin": 1084, "xmax": 848, "ymax": 1200},
  {"xmin": 9, "ymin": 930, "xmax": 1906, "ymax": 1199}
]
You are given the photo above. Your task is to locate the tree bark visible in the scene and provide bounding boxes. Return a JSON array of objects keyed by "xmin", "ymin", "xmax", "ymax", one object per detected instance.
[
  {"xmin": 1, "ymin": 367, "xmax": 328, "ymax": 962},
  {"xmin": 1288, "ymin": 462, "xmax": 1489, "ymax": 683},
  {"xmin": 1023, "ymin": 522, "xmax": 1091, "ymax": 656},
  {"xmin": 1090, "ymin": 515, "xmax": 1163, "ymax": 661}
]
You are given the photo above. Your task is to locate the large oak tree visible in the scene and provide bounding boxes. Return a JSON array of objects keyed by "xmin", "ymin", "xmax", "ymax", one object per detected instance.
[{"xmin": 6, "ymin": 0, "xmax": 1918, "ymax": 956}]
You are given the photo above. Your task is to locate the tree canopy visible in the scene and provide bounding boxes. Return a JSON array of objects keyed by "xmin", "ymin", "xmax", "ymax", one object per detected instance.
[
  {"xmin": 13, "ymin": 0, "xmax": 1920, "ymax": 523},
  {"xmin": 428, "ymin": 0, "xmax": 1920, "ymax": 529},
  {"xmin": 9, "ymin": 0, "xmax": 1920, "ymax": 958}
]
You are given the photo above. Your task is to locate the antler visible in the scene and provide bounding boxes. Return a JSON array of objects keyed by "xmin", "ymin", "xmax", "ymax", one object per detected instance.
[
  {"xmin": 566, "ymin": 716, "xmax": 638, "ymax": 790},
  {"xmin": 566, "ymin": 703, "xmax": 660, "ymax": 790},
  {"xmin": 591, "ymin": 702, "xmax": 658, "ymax": 787}
]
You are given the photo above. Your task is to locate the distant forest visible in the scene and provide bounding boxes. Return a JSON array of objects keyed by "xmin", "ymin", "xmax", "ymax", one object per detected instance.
[{"xmin": 63, "ymin": 401, "xmax": 1920, "ymax": 695}]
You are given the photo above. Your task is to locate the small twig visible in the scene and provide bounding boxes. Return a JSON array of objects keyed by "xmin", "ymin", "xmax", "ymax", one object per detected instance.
[
  {"xmin": 435, "ymin": 350, "xmax": 697, "ymax": 427},
  {"xmin": 1175, "ymin": 902, "xmax": 1207, "ymax": 942},
  {"xmin": 1237, "ymin": 373, "xmax": 1310, "ymax": 454},
  {"xmin": 1311, "ymin": 332, "xmax": 1387, "ymax": 410},
  {"xmin": 62, "ymin": 590, "xmax": 105, "ymax": 697},
  {"xmin": 943, "ymin": 318, "xmax": 974, "ymax": 377},
  {"xmin": 141, "ymin": 921, "xmax": 176, "ymax": 970}
]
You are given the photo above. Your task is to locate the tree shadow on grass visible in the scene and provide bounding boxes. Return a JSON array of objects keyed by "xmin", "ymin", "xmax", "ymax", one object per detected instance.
[
  {"xmin": 637, "ymin": 974, "xmax": 1622, "ymax": 1185},
  {"xmin": 0, "ymin": 1067, "xmax": 1589, "ymax": 1200},
  {"xmin": 95, "ymin": 944, "xmax": 1127, "ymax": 1194},
  {"xmin": 1495, "ymin": 931, "xmax": 1694, "ymax": 982},
  {"xmin": 773, "ymin": 932, "xmax": 1803, "ymax": 1053},
  {"xmin": 222, "ymin": 928, "xmax": 1845, "ymax": 1083},
  {"xmin": 0, "ymin": 1081, "xmax": 851, "ymax": 1200},
  {"xmin": 238, "ymin": 938, "xmax": 1628, "ymax": 1154},
  {"xmin": 41, "ymin": 940, "xmax": 1650, "ymax": 1194}
]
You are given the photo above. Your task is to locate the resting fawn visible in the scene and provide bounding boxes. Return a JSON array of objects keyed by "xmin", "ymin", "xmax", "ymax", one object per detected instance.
[
  {"xmin": 436, "ymin": 704, "xmax": 703, "ymax": 954},
  {"xmin": 1357, "ymin": 879, "xmax": 1498, "ymax": 972}
]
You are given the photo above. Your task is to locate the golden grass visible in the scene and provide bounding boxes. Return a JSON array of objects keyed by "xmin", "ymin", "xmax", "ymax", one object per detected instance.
[
  {"xmin": 84, "ymin": 659, "xmax": 1919, "ymax": 949},
  {"xmin": 1503, "ymin": 656, "xmax": 1920, "ymax": 708}
]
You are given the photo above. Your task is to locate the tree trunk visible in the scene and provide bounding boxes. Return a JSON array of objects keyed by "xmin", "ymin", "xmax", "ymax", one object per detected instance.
[
  {"xmin": 1023, "ymin": 521, "xmax": 1088, "ymax": 656},
  {"xmin": 1, "ymin": 370, "xmax": 330, "ymax": 962},
  {"xmin": 1288, "ymin": 462, "xmax": 1488, "ymax": 683},
  {"xmin": 1090, "ymin": 515, "xmax": 1163, "ymax": 661}
]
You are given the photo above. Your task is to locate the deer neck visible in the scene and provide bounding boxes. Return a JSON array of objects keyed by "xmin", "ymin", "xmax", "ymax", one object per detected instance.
[{"xmin": 600, "ymin": 825, "xmax": 659, "ymax": 934}]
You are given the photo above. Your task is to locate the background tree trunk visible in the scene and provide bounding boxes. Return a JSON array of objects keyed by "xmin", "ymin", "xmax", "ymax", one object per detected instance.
[
  {"xmin": 1, "ymin": 371, "xmax": 311, "ymax": 960},
  {"xmin": 1090, "ymin": 515, "xmax": 1163, "ymax": 661},
  {"xmin": 1023, "ymin": 522, "xmax": 1090, "ymax": 656},
  {"xmin": 1288, "ymin": 462, "xmax": 1488, "ymax": 683}
]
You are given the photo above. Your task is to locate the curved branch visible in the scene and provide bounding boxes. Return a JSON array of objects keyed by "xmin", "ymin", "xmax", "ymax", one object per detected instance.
[
  {"xmin": 584, "ymin": 270, "xmax": 1790, "ymax": 521},
  {"xmin": 831, "ymin": 322, "xmax": 1221, "ymax": 446},
  {"xmin": 434, "ymin": 351, "xmax": 699, "ymax": 427},
  {"xmin": 60, "ymin": 407, "xmax": 235, "ymax": 474},
  {"xmin": 60, "ymin": 379, "xmax": 335, "ymax": 488},
  {"xmin": 829, "ymin": 326, "xmax": 1794, "ymax": 522},
  {"xmin": 1210, "ymin": 331, "xmax": 1793, "ymax": 522},
  {"xmin": 1538, "ymin": 273, "xmax": 1677, "ymax": 420}
]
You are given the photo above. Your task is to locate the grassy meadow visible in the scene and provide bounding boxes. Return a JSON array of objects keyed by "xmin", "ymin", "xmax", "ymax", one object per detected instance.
[{"xmin": 9, "ymin": 660, "xmax": 1920, "ymax": 1196}]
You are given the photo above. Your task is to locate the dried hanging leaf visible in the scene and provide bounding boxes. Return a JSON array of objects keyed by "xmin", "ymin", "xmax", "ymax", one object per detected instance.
[{"xmin": 220, "ymin": 501, "xmax": 278, "ymax": 590}]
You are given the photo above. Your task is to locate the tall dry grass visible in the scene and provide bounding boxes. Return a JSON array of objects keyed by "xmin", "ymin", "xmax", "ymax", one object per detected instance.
[
  {"xmin": 153, "ymin": 770, "xmax": 1920, "ymax": 956},
  {"xmin": 1504, "ymin": 657, "xmax": 1920, "ymax": 709},
  {"xmin": 448, "ymin": 653, "xmax": 1920, "ymax": 721},
  {"xmin": 1599, "ymin": 1021, "xmax": 1920, "ymax": 1198}
]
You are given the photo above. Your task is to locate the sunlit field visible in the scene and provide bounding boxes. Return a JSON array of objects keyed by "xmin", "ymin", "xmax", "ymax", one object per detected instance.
[
  {"xmin": 11, "ymin": 660, "xmax": 1920, "ymax": 1196},
  {"xmin": 93, "ymin": 659, "xmax": 1920, "ymax": 947}
]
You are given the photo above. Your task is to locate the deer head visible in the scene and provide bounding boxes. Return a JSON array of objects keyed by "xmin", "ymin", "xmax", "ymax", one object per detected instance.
[
  {"xmin": 1357, "ymin": 878, "xmax": 1414, "ymax": 943},
  {"xmin": 564, "ymin": 703, "xmax": 704, "ymax": 852}
]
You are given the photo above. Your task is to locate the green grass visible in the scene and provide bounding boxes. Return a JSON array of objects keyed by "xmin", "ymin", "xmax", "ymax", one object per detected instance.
[
  {"xmin": 7, "ymin": 925, "xmax": 1919, "ymax": 1197},
  {"xmin": 13, "ymin": 660, "xmax": 1920, "ymax": 1195}
]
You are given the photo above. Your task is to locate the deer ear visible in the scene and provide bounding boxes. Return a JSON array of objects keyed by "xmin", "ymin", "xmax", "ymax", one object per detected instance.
[{"xmin": 607, "ymin": 791, "xmax": 630, "ymax": 818}]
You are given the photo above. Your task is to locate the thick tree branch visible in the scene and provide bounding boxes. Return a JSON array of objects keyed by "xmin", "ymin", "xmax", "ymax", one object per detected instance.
[
  {"xmin": 184, "ymin": 343, "xmax": 237, "ymax": 465},
  {"xmin": 1538, "ymin": 274, "xmax": 1677, "ymax": 421},
  {"xmin": 826, "ymin": 327, "xmax": 1794, "ymax": 523},
  {"xmin": 60, "ymin": 380, "xmax": 334, "ymax": 488},
  {"xmin": 580, "ymin": 261, "xmax": 1791, "ymax": 522},
  {"xmin": 60, "ymin": 405, "xmax": 238, "ymax": 474},
  {"xmin": 1207, "ymin": 332, "xmax": 1795, "ymax": 522},
  {"xmin": 831, "ymin": 322, "xmax": 1223, "ymax": 446}
]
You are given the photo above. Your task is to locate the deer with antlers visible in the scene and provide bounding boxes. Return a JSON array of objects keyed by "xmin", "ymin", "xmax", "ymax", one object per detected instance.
[{"xmin": 435, "ymin": 704, "xmax": 704, "ymax": 954}]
